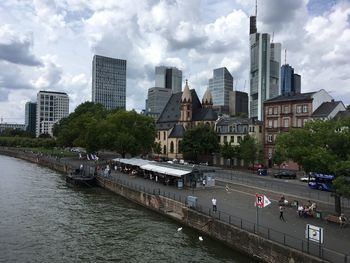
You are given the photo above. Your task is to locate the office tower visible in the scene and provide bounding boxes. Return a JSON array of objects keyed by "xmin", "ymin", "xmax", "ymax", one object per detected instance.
[
  {"xmin": 229, "ymin": 91, "xmax": 248, "ymax": 116},
  {"xmin": 249, "ymin": 14, "xmax": 281, "ymax": 120},
  {"xmin": 281, "ymin": 64, "xmax": 301, "ymax": 96},
  {"xmin": 208, "ymin": 67, "xmax": 233, "ymax": 108},
  {"xmin": 293, "ymin": 74, "xmax": 301, "ymax": 94},
  {"xmin": 155, "ymin": 66, "xmax": 182, "ymax": 94},
  {"xmin": 92, "ymin": 55, "xmax": 127, "ymax": 110},
  {"xmin": 145, "ymin": 87, "xmax": 172, "ymax": 118},
  {"xmin": 36, "ymin": 91, "xmax": 69, "ymax": 137},
  {"xmin": 25, "ymin": 102, "xmax": 37, "ymax": 135}
]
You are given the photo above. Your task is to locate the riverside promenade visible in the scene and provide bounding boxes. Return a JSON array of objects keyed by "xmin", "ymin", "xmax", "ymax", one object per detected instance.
[
  {"xmin": 67, "ymin": 155, "xmax": 350, "ymax": 262},
  {"xmin": 0, "ymin": 147, "xmax": 348, "ymax": 263}
]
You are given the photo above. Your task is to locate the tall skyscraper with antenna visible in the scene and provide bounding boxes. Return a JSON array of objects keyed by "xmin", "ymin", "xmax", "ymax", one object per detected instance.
[{"xmin": 249, "ymin": 0, "xmax": 281, "ymax": 120}]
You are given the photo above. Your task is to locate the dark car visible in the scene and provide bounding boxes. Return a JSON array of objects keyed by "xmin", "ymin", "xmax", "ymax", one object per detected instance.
[
  {"xmin": 273, "ymin": 170, "xmax": 296, "ymax": 179},
  {"xmin": 257, "ymin": 168, "xmax": 268, "ymax": 176}
]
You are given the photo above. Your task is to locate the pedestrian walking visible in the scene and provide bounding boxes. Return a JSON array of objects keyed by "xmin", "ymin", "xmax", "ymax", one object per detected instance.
[
  {"xmin": 279, "ymin": 205, "xmax": 286, "ymax": 221},
  {"xmin": 202, "ymin": 178, "xmax": 206, "ymax": 189},
  {"xmin": 212, "ymin": 197, "xmax": 217, "ymax": 213}
]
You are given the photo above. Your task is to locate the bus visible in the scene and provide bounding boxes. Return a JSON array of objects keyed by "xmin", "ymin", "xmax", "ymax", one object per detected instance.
[{"xmin": 308, "ymin": 173, "xmax": 334, "ymax": 191}]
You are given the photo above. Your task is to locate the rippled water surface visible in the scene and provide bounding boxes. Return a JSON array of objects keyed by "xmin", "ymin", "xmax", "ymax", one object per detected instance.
[{"xmin": 0, "ymin": 155, "xmax": 255, "ymax": 263}]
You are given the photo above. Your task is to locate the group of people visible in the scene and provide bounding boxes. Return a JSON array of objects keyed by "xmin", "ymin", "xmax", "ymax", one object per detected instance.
[{"xmin": 297, "ymin": 200, "xmax": 317, "ymax": 217}]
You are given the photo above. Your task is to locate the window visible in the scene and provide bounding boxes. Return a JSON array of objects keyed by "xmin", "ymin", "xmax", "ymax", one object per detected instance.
[
  {"xmin": 230, "ymin": 136, "xmax": 234, "ymax": 143},
  {"xmin": 283, "ymin": 118, "xmax": 289, "ymax": 128},
  {"xmin": 163, "ymin": 131, "xmax": 166, "ymax": 140},
  {"xmin": 297, "ymin": 118, "xmax": 303, "ymax": 127},
  {"xmin": 238, "ymin": 136, "xmax": 242, "ymax": 143},
  {"xmin": 303, "ymin": 105, "xmax": 308, "ymax": 113},
  {"xmin": 283, "ymin": 105, "xmax": 289, "ymax": 113},
  {"xmin": 223, "ymin": 136, "xmax": 227, "ymax": 143},
  {"xmin": 297, "ymin": 105, "xmax": 302, "ymax": 113},
  {"xmin": 178, "ymin": 140, "xmax": 182, "ymax": 152},
  {"xmin": 268, "ymin": 107, "xmax": 273, "ymax": 115},
  {"xmin": 163, "ymin": 145, "xmax": 166, "ymax": 154},
  {"xmin": 273, "ymin": 120, "xmax": 278, "ymax": 128},
  {"xmin": 303, "ymin": 119, "xmax": 308, "ymax": 126},
  {"xmin": 273, "ymin": 107, "xmax": 278, "ymax": 115},
  {"xmin": 170, "ymin": 141, "xmax": 174, "ymax": 153},
  {"xmin": 267, "ymin": 135, "xmax": 273, "ymax": 142},
  {"xmin": 268, "ymin": 120, "xmax": 273, "ymax": 128},
  {"xmin": 259, "ymin": 126, "xmax": 262, "ymax": 133}
]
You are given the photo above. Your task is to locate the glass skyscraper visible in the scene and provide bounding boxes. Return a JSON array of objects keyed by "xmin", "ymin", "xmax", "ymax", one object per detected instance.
[
  {"xmin": 281, "ymin": 64, "xmax": 301, "ymax": 96},
  {"xmin": 92, "ymin": 55, "xmax": 127, "ymax": 110},
  {"xmin": 208, "ymin": 67, "xmax": 233, "ymax": 107},
  {"xmin": 25, "ymin": 102, "xmax": 37, "ymax": 135},
  {"xmin": 155, "ymin": 66, "xmax": 182, "ymax": 94},
  {"xmin": 249, "ymin": 15, "xmax": 281, "ymax": 120}
]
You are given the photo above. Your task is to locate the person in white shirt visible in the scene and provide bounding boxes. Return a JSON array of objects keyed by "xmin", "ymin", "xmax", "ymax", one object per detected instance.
[{"xmin": 212, "ymin": 198, "xmax": 217, "ymax": 212}]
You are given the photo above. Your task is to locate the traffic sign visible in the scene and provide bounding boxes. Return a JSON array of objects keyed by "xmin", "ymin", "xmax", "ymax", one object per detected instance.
[{"xmin": 255, "ymin": 194, "xmax": 271, "ymax": 208}]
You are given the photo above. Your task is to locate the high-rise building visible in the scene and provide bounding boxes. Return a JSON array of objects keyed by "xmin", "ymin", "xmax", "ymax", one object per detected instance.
[
  {"xmin": 92, "ymin": 55, "xmax": 127, "ymax": 110},
  {"xmin": 229, "ymin": 91, "xmax": 248, "ymax": 116},
  {"xmin": 145, "ymin": 87, "xmax": 172, "ymax": 119},
  {"xmin": 208, "ymin": 67, "xmax": 233, "ymax": 111},
  {"xmin": 249, "ymin": 14, "xmax": 281, "ymax": 120},
  {"xmin": 155, "ymin": 66, "xmax": 182, "ymax": 94},
  {"xmin": 25, "ymin": 102, "xmax": 37, "ymax": 135},
  {"xmin": 281, "ymin": 64, "xmax": 301, "ymax": 96},
  {"xmin": 36, "ymin": 91, "xmax": 69, "ymax": 137}
]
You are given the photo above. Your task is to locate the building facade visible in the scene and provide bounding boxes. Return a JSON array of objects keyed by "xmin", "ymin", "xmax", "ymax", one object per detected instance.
[
  {"xmin": 92, "ymin": 55, "xmax": 127, "ymax": 110},
  {"xmin": 155, "ymin": 66, "xmax": 182, "ymax": 94},
  {"xmin": 263, "ymin": 89, "xmax": 333, "ymax": 168},
  {"xmin": 145, "ymin": 87, "xmax": 172, "ymax": 119},
  {"xmin": 249, "ymin": 17, "xmax": 281, "ymax": 121},
  {"xmin": 208, "ymin": 67, "xmax": 233, "ymax": 113},
  {"xmin": 281, "ymin": 64, "xmax": 301, "ymax": 96},
  {"xmin": 155, "ymin": 81, "xmax": 217, "ymax": 160},
  {"xmin": 25, "ymin": 102, "xmax": 37, "ymax": 135},
  {"xmin": 0, "ymin": 123, "xmax": 26, "ymax": 133},
  {"xmin": 36, "ymin": 91, "xmax": 69, "ymax": 137},
  {"xmin": 214, "ymin": 117, "xmax": 263, "ymax": 166},
  {"xmin": 229, "ymin": 91, "xmax": 249, "ymax": 116}
]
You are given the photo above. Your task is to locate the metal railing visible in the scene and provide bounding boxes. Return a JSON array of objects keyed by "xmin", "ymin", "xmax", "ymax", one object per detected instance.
[{"xmin": 100, "ymin": 174, "xmax": 349, "ymax": 263}]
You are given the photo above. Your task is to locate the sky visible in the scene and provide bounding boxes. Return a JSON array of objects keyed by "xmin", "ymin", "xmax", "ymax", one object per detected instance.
[{"xmin": 0, "ymin": 0, "xmax": 349, "ymax": 123}]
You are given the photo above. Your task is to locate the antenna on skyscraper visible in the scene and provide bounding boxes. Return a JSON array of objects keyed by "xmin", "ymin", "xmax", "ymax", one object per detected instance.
[
  {"xmin": 271, "ymin": 32, "xmax": 274, "ymax": 43},
  {"xmin": 243, "ymin": 80, "xmax": 247, "ymax": 92},
  {"xmin": 255, "ymin": 0, "xmax": 258, "ymax": 17},
  {"xmin": 285, "ymin": 49, "xmax": 287, "ymax": 65}
]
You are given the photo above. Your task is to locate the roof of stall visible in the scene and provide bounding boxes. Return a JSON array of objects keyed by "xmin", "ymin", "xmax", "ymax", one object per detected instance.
[
  {"xmin": 140, "ymin": 163, "xmax": 191, "ymax": 177},
  {"xmin": 113, "ymin": 158, "xmax": 152, "ymax": 166}
]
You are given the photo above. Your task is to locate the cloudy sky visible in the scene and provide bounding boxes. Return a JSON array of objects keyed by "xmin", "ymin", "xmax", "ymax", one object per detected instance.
[{"xmin": 0, "ymin": 0, "xmax": 349, "ymax": 123}]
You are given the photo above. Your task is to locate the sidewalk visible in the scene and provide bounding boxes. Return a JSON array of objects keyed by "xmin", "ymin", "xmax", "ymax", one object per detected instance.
[{"xmin": 105, "ymin": 170, "xmax": 350, "ymax": 258}]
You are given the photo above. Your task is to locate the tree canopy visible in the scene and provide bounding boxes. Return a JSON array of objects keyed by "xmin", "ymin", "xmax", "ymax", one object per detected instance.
[
  {"xmin": 181, "ymin": 124, "xmax": 219, "ymax": 162},
  {"xmin": 275, "ymin": 117, "xmax": 350, "ymax": 213},
  {"xmin": 53, "ymin": 102, "xmax": 156, "ymax": 157}
]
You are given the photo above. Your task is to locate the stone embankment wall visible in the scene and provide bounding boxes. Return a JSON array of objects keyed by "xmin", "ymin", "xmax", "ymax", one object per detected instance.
[
  {"xmin": 0, "ymin": 147, "xmax": 326, "ymax": 263},
  {"xmin": 97, "ymin": 176, "xmax": 325, "ymax": 263},
  {"xmin": 0, "ymin": 148, "xmax": 69, "ymax": 174}
]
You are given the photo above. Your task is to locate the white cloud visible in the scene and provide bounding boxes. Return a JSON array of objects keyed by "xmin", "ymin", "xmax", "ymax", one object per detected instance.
[{"xmin": 1, "ymin": 0, "xmax": 350, "ymax": 124}]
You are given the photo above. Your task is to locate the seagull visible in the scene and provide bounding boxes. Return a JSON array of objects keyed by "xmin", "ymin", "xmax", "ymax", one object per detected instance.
[
  {"xmin": 177, "ymin": 227, "xmax": 182, "ymax": 232},
  {"xmin": 199, "ymin": 236, "xmax": 203, "ymax": 241}
]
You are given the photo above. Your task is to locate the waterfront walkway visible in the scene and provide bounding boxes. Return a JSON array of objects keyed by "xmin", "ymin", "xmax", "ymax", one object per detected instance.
[{"xmin": 65, "ymin": 156, "xmax": 350, "ymax": 261}]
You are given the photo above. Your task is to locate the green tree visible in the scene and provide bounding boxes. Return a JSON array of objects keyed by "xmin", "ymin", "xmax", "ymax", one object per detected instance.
[
  {"xmin": 181, "ymin": 124, "xmax": 219, "ymax": 162},
  {"xmin": 275, "ymin": 118, "xmax": 350, "ymax": 214},
  {"xmin": 238, "ymin": 135, "xmax": 260, "ymax": 167},
  {"xmin": 99, "ymin": 110, "xmax": 156, "ymax": 157},
  {"xmin": 220, "ymin": 142, "xmax": 238, "ymax": 167}
]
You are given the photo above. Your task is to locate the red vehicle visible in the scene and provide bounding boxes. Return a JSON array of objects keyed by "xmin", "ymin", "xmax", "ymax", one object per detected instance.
[{"xmin": 249, "ymin": 163, "xmax": 265, "ymax": 171}]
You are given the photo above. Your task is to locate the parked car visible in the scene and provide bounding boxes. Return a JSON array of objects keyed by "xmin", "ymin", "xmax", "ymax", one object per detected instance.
[
  {"xmin": 257, "ymin": 168, "xmax": 268, "ymax": 176},
  {"xmin": 273, "ymin": 170, "xmax": 296, "ymax": 179}
]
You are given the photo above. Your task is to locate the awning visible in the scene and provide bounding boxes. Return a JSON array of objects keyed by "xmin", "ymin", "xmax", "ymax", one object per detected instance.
[
  {"xmin": 113, "ymin": 158, "xmax": 151, "ymax": 167},
  {"xmin": 140, "ymin": 163, "xmax": 191, "ymax": 177}
]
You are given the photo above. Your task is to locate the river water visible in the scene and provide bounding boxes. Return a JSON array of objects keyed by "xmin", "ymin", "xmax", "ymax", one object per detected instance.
[{"xmin": 0, "ymin": 155, "xmax": 255, "ymax": 263}]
